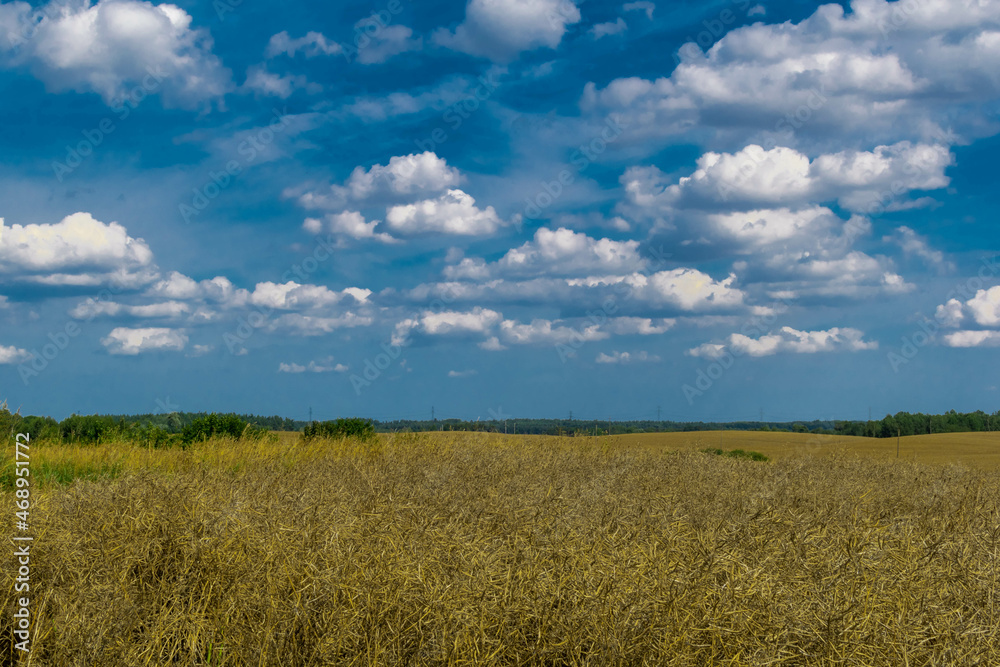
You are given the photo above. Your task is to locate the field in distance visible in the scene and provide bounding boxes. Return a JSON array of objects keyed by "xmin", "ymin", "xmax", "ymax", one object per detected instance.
[
  {"xmin": 612, "ymin": 430, "xmax": 1000, "ymax": 466},
  {"xmin": 365, "ymin": 429, "xmax": 1000, "ymax": 467}
]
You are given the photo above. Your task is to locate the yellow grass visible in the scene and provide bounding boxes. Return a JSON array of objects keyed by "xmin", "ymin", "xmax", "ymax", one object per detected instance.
[
  {"xmin": 2, "ymin": 431, "xmax": 999, "ymax": 665},
  {"xmin": 606, "ymin": 430, "xmax": 1000, "ymax": 466}
]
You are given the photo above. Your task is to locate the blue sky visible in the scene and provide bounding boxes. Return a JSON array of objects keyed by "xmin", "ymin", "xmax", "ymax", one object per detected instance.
[{"xmin": 1, "ymin": 0, "xmax": 999, "ymax": 423}]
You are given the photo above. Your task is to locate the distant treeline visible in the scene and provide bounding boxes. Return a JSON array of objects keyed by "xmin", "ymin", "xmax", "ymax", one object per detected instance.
[
  {"xmin": 13, "ymin": 412, "xmax": 305, "ymax": 444},
  {"xmin": 832, "ymin": 410, "xmax": 1000, "ymax": 438},
  {"xmin": 372, "ymin": 418, "xmax": 838, "ymax": 436},
  {"xmin": 373, "ymin": 411, "xmax": 1000, "ymax": 437},
  {"xmin": 7, "ymin": 409, "xmax": 1000, "ymax": 443}
]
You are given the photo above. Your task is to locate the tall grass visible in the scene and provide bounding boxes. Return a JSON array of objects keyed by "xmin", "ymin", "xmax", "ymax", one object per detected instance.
[{"xmin": 1, "ymin": 432, "xmax": 998, "ymax": 664}]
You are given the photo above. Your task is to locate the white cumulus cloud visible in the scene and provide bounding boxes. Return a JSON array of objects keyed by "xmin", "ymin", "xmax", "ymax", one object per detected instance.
[
  {"xmin": 434, "ymin": 0, "xmax": 581, "ymax": 61},
  {"xmin": 385, "ymin": 189, "xmax": 509, "ymax": 236},
  {"xmin": 1, "ymin": 0, "xmax": 231, "ymax": 108},
  {"xmin": 0, "ymin": 213, "xmax": 156, "ymax": 287},
  {"xmin": 0, "ymin": 343, "xmax": 32, "ymax": 364},
  {"xmin": 101, "ymin": 327, "xmax": 188, "ymax": 355},
  {"xmin": 689, "ymin": 326, "xmax": 877, "ymax": 358}
]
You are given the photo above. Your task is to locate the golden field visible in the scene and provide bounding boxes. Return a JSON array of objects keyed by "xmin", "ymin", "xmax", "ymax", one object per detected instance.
[
  {"xmin": 609, "ymin": 430, "xmax": 1000, "ymax": 466},
  {"xmin": 2, "ymin": 430, "xmax": 999, "ymax": 665}
]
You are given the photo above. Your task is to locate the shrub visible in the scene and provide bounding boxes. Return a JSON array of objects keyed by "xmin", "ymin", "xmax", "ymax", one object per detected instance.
[
  {"xmin": 134, "ymin": 423, "xmax": 173, "ymax": 448},
  {"xmin": 701, "ymin": 447, "xmax": 769, "ymax": 462},
  {"xmin": 182, "ymin": 413, "xmax": 261, "ymax": 444},
  {"xmin": 0, "ymin": 401, "xmax": 21, "ymax": 441},
  {"xmin": 303, "ymin": 418, "xmax": 376, "ymax": 442},
  {"xmin": 59, "ymin": 414, "xmax": 122, "ymax": 444},
  {"xmin": 21, "ymin": 415, "xmax": 59, "ymax": 441}
]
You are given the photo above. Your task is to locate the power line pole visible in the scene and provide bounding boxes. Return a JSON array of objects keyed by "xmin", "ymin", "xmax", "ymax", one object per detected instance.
[
  {"xmin": 657, "ymin": 405, "xmax": 661, "ymax": 421},
  {"xmin": 431, "ymin": 405, "xmax": 435, "ymax": 421},
  {"xmin": 308, "ymin": 406, "xmax": 312, "ymax": 426}
]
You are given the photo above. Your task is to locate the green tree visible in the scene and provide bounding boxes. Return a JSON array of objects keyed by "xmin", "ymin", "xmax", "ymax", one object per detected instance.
[
  {"xmin": 0, "ymin": 401, "xmax": 22, "ymax": 441},
  {"xmin": 303, "ymin": 418, "xmax": 376, "ymax": 442},
  {"xmin": 182, "ymin": 413, "xmax": 258, "ymax": 444}
]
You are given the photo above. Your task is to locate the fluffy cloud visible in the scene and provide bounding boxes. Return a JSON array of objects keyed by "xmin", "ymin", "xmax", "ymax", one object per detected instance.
[
  {"xmin": 447, "ymin": 227, "xmax": 644, "ymax": 279},
  {"xmin": 290, "ymin": 153, "xmax": 492, "ymax": 241},
  {"xmin": 146, "ymin": 272, "xmax": 242, "ymax": 303},
  {"xmin": 689, "ymin": 326, "xmax": 877, "ymax": 358},
  {"xmin": 405, "ymin": 266, "xmax": 748, "ymax": 316},
  {"xmin": 101, "ymin": 327, "xmax": 188, "ymax": 355},
  {"xmin": 622, "ymin": 143, "xmax": 952, "ymax": 218},
  {"xmin": 942, "ymin": 330, "xmax": 1000, "ymax": 348},
  {"xmin": 1, "ymin": 0, "xmax": 230, "ymax": 108},
  {"xmin": 565, "ymin": 268, "xmax": 745, "ymax": 312},
  {"xmin": 619, "ymin": 145, "xmax": 920, "ymax": 301},
  {"xmin": 303, "ymin": 212, "xmax": 397, "ymax": 243},
  {"xmin": 935, "ymin": 298, "xmax": 966, "ymax": 329},
  {"xmin": 934, "ymin": 288, "xmax": 1000, "ymax": 333},
  {"xmin": 266, "ymin": 31, "xmax": 341, "ymax": 58},
  {"xmin": 249, "ymin": 282, "xmax": 371, "ymax": 310},
  {"xmin": 392, "ymin": 308, "xmax": 675, "ymax": 350},
  {"xmin": 0, "ymin": 213, "xmax": 156, "ymax": 287},
  {"xmin": 434, "ymin": 0, "xmax": 580, "ymax": 61},
  {"xmin": 295, "ymin": 152, "xmax": 462, "ymax": 210},
  {"xmin": 499, "ymin": 318, "xmax": 607, "ymax": 345},
  {"xmin": 581, "ymin": 0, "xmax": 1000, "ymax": 149},
  {"xmin": 70, "ymin": 273, "xmax": 373, "ymax": 333},
  {"xmin": 737, "ymin": 247, "xmax": 912, "ymax": 300},
  {"xmin": 278, "ymin": 356, "xmax": 348, "ymax": 373},
  {"xmin": 0, "ymin": 343, "xmax": 32, "ymax": 364},
  {"xmin": 385, "ymin": 189, "xmax": 510, "ymax": 236},
  {"xmin": 967, "ymin": 287, "xmax": 1000, "ymax": 327},
  {"xmin": 393, "ymin": 307, "xmax": 503, "ymax": 346}
]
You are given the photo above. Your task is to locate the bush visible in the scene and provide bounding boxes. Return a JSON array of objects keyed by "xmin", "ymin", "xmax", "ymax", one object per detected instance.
[
  {"xmin": 59, "ymin": 414, "xmax": 123, "ymax": 444},
  {"xmin": 134, "ymin": 423, "xmax": 173, "ymax": 448},
  {"xmin": 701, "ymin": 447, "xmax": 769, "ymax": 462},
  {"xmin": 0, "ymin": 401, "xmax": 22, "ymax": 441},
  {"xmin": 21, "ymin": 415, "xmax": 59, "ymax": 441},
  {"xmin": 182, "ymin": 414, "xmax": 261, "ymax": 444},
  {"xmin": 303, "ymin": 418, "xmax": 376, "ymax": 442}
]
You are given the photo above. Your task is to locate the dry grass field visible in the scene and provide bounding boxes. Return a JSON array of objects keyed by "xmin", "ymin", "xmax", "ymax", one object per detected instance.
[
  {"xmin": 2, "ymin": 431, "xmax": 999, "ymax": 665},
  {"xmin": 607, "ymin": 430, "xmax": 1000, "ymax": 466}
]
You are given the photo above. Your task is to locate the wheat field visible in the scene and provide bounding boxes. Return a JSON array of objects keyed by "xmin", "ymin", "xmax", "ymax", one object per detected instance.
[{"xmin": 2, "ymin": 431, "xmax": 999, "ymax": 665}]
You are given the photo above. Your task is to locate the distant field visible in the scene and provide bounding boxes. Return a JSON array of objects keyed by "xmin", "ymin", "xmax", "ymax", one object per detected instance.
[
  {"xmin": 606, "ymin": 430, "xmax": 1000, "ymax": 465},
  {"xmin": 346, "ymin": 429, "xmax": 1000, "ymax": 467}
]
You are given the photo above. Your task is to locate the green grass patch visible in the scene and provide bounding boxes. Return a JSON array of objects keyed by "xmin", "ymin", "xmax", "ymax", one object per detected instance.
[
  {"xmin": 0, "ymin": 459, "xmax": 124, "ymax": 490},
  {"xmin": 701, "ymin": 447, "xmax": 769, "ymax": 462}
]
